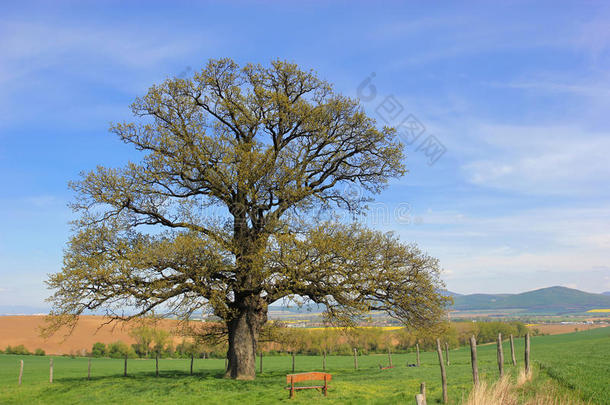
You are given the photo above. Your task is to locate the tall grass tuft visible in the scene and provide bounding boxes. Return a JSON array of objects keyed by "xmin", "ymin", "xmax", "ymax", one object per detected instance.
[
  {"xmin": 517, "ymin": 367, "xmax": 533, "ymax": 386},
  {"xmin": 464, "ymin": 373, "xmax": 588, "ymax": 405},
  {"xmin": 463, "ymin": 376, "xmax": 517, "ymax": 405}
]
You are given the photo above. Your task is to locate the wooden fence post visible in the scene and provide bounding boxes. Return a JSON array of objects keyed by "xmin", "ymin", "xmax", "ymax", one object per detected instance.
[
  {"xmin": 124, "ymin": 354, "xmax": 127, "ymax": 377},
  {"xmin": 259, "ymin": 351, "xmax": 263, "ymax": 374},
  {"xmin": 323, "ymin": 350, "xmax": 327, "ymax": 371},
  {"xmin": 353, "ymin": 348, "xmax": 358, "ymax": 370},
  {"xmin": 420, "ymin": 381, "xmax": 426, "ymax": 404},
  {"xmin": 18, "ymin": 360, "xmax": 23, "ymax": 385},
  {"xmin": 190, "ymin": 354, "xmax": 194, "ymax": 375},
  {"xmin": 289, "ymin": 375, "xmax": 295, "ymax": 399},
  {"xmin": 88, "ymin": 357, "xmax": 91, "ymax": 380},
  {"xmin": 292, "ymin": 352, "xmax": 295, "ymax": 373},
  {"xmin": 469, "ymin": 335, "xmax": 479, "ymax": 386},
  {"xmin": 155, "ymin": 353, "xmax": 159, "ymax": 377},
  {"xmin": 416, "ymin": 343, "xmax": 420, "ymax": 367},
  {"xmin": 415, "ymin": 394, "xmax": 425, "ymax": 405},
  {"xmin": 49, "ymin": 358, "xmax": 53, "ymax": 383},
  {"xmin": 444, "ymin": 342, "xmax": 450, "ymax": 366},
  {"xmin": 510, "ymin": 334, "xmax": 517, "ymax": 366},
  {"xmin": 436, "ymin": 339, "xmax": 448, "ymax": 404},
  {"xmin": 525, "ymin": 333, "xmax": 530, "ymax": 373},
  {"xmin": 388, "ymin": 348, "xmax": 393, "ymax": 368},
  {"xmin": 497, "ymin": 333, "xmax": 504, "ymax": 378}
]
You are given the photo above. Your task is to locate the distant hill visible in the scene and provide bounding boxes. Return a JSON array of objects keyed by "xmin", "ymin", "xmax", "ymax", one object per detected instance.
[
  {"xmin": 268, "ymin": 302, "xmax": 326, "ymax": 314},
  {"xmin": 452, "ymin": 286, "xmax": 610, "ymax": 313},
  {"xmin": 4, "ymin": 287, "xmax": 609, "ymax": 316}
]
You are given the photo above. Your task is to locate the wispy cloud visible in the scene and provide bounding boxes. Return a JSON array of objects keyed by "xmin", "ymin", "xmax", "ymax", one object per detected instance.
[
  {"xmin": 459, "ymin": 124, "xmax": 610, "ymax": 195},
  {"xmin": 395, "ymin": 204, "xmax": 610, "ymax": 293},
  {"xmin": 0, "ymin": 18, "xmax": 220, "ymax": 131}
]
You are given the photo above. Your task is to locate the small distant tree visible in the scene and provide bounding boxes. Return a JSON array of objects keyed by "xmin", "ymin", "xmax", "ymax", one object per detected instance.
[
  {"xmin": 6, "ymin": 345, "xmax": 31, "ymax": 355},
  {"xmin": 130, "ymin": 326, "xmax": 155, "ymax": 357},
  {"xmin": 34, "ymin": 348, "xmax": 46, "ymax": 356},
  {"xmin": 107, "ymin": 341, "xmax": 134, "ymax": 358},
  {"xmin": 91, "ymin": 342, "xmax": 107, "ymax": 357},
  {"xmin": 175, "ymin": 339, "xmax": 195, "ymax": 358},
  {"xmin": 45, "ymin": 58, "xmax": 450, "ymax": 379},
  {"xmin": 152, "ymin": 329, "xmax": 171, "ymax": 357}
]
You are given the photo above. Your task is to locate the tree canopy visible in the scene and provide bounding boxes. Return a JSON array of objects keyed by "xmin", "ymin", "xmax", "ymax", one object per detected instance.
[{"xmin": 46, "ymin": 58, "xmax": 449, "ymax": 379}]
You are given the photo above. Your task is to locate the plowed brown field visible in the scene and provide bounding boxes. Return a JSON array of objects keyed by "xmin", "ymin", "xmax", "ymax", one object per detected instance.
[
  {"xmin": 2, "ymin": 316, "xmax": 607, "ymax": 356},
  {"xmin": 531, "ymin": 322, "xmax": 607, "ymax": 335},
  {"xmin": 0, "ymin": 315, "xmax": 181, "ymax": 355}
]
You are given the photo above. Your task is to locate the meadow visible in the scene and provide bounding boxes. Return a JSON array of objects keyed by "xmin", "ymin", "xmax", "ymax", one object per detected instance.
[{"xmin": 0, "ymin": 327, "xmax": 607, "ymax": 404}]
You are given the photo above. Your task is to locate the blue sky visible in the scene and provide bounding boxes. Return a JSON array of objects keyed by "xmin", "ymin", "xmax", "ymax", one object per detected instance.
[{"xmin": 1, "ymin": 1, "xmax": 610, "ymax": 308}]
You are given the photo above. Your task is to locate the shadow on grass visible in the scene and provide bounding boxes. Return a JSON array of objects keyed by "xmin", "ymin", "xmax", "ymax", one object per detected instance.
[{"xmin": 50, "ymin": 369, "xmax": 222, "ymax": 384}]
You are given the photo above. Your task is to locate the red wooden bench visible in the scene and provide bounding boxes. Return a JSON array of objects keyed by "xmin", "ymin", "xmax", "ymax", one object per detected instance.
[
  {"xmin": 379, "ymin": 365, "xmax": 395, "ymax": 370},
  {"xmin": 285, "ymin": 372, "xmax": 332, "ymax": 398}
]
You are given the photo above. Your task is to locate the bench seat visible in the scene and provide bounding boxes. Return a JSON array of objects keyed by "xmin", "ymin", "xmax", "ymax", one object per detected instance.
[{"xmin": 286, "ymin": 372, "xmax": 332, "ymax": 398}]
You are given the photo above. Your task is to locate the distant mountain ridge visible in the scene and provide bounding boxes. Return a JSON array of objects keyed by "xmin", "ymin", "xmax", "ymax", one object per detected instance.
[
  {"xmin": 3, "ymin": 287, "xmax": 609, "ymax": 316},
  {"xmin": 452, "ymin": 286, "xmax": 610, "ymax": 313},
  {"xmin": 0, "ymin": 305, "xmax": 50, "ymax": 315}
]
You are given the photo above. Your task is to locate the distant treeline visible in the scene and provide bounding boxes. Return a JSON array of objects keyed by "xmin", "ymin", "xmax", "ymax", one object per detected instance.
[
  {"xmin": 1, "ymin": 345, "xmax": 45, "ymax": 356},
  {"xmin": 255, "ymin": 320, "xmax": 532, "ymax": 356},
  {"xmin": 1, "ymin": 321, "xmax": 533, "ymax": 359}
]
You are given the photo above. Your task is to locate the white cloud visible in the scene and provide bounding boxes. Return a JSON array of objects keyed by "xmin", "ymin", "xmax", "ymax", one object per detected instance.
[
  {"xmin": 394, "ymin": 204, "xmax": 610, "ymax": 293},
  {"xmin": 0, "ymin": 20, "xmax": 213, "ymax": 81},
  {"xmin": 0, "ymin": 19, "xmax": 220, "ymax": 130},
  {"xmin": 460, "ymin": 124, "xmax": 610, "ymax": 195}
]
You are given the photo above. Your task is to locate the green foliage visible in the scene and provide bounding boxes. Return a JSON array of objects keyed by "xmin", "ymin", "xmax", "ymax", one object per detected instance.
[
  {"xmin": 4, "ymin": 345, "xmax": 31, "ymax": 355},
  {"xmin": 474, "ymin": 321, "xmax": 527, "ymax": 343},
  {"xmin": 34, "ymin": 348, "xmax": 45, "ymax": 356},
  {"xmin": 91, "ymin": 342, "xmax": 107, "ymax": 358},
  {"xmin": 129, "ymin": 326, "xmax": 155, "ymax": 357},
  {"xmin": 107, "ymin": 341, "xmax": 137, "ymax": 359},
  {"xmin": 44, "ymin": 58, "xmax": 448, "ymax": 378}
]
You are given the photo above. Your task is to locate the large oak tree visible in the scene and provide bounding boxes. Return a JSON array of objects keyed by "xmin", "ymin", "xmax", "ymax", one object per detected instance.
[{"xmin": 46, "ymin": 59, "xmax": 449, "ymax": 379}]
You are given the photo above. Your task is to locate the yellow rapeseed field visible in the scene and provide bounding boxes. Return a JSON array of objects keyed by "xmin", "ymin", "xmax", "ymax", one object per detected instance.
[{"xmin": 306, "ymin": 326, "xmax": 403, "ymax": 331}]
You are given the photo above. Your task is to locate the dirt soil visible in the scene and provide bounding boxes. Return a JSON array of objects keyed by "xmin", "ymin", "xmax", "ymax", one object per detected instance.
[
  {"xmin": 2, "ymin": 316, "xmax": 607, "ymax": 356},
  {"xmin": 531, "ymin": 323, "xmax": 607, "ymax": 335}
]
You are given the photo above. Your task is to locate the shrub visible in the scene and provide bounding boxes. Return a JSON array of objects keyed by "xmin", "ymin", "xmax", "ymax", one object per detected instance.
[
  {"xmin": 474, "ymin": 321, "xmax": 527, "ymax": 344},
  {"xmin": 5, "ymin": 345, "xmax": 31, "ymax": 355},
  {"xmin": 91, "ymin": 342, "xmax": 107, "ymax": 357},
  {"xmin": 34, "ymin": 348, "xmax": 46, "ymax": 356},
  {"xmin": 107, "ymin": 341, "xmax": 136, "ymax": 358}
]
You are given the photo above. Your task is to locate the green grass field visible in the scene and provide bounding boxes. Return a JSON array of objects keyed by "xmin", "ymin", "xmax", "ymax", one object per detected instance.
[
  {"xmin": 532, "ymin": 326, "xmax": 610, "ymax": 404},
  {"xmin": 0, "ymin": 327, "xmax": 608, "ymax": 404}
]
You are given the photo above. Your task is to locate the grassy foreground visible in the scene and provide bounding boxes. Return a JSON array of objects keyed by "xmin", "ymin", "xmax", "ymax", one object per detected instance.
[{"xmin": 0, "ymin": 327, "xmax": 607, "ymax": 404}]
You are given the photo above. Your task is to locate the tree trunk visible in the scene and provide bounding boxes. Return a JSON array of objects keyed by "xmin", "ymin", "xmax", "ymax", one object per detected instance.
[{"xmin": 225, "ymin": 301, "xmax": 266, "ymax": 380}]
